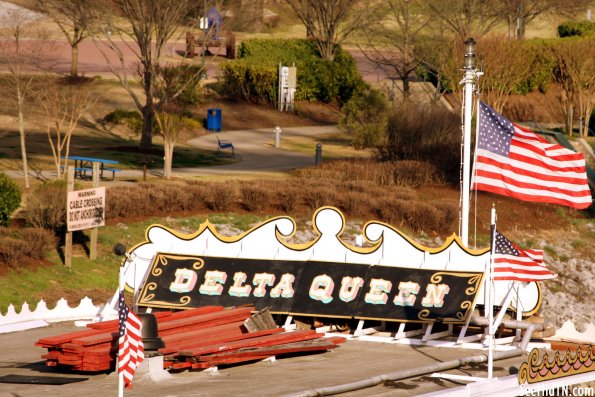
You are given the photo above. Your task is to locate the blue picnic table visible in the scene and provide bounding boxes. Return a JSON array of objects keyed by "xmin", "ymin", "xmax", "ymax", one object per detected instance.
[{"xmin": 64, "ymin": 156, "xmax": 121, "ymax": 181}]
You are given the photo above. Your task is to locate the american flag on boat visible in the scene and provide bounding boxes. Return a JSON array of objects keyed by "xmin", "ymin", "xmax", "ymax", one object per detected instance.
[
  {"xmin": 493, "ymin": 231, "xmax": 556, "ymax": 283},
  {"xmin": 472, "ymin": 101, "xmax": 591, "ymax": 210},
  {"xmin": 118, "ymin": 291, "xmax": 144, "ymax": 388}
]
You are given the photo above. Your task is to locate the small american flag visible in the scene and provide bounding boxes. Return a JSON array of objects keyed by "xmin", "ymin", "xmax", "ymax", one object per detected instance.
[
  {"xmin": 472, "ymin": 101, "xmax": 591, "ymax": 209},
  {"xmin": 493, "ymin": 231, "xmax": 556, "ymax": 283},
  {"xmin": 118, "ymin": 291, "xmax": 144, "ymax": 388}
]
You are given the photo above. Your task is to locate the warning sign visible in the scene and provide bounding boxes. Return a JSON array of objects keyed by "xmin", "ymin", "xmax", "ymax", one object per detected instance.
[{"xmin": 67, "ymin": 187, "xmax": 105, "ymax": 232}]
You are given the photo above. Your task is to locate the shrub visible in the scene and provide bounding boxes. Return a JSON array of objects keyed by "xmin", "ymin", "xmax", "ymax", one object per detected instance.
[
  {"xmin": 340, "ymin": 191, "xmax": 373, "ymax": 218},
  {"xmin": 380, "ymin": 103, "xmax": 460, "ymax": 183},
  {"xmin": 220, "ymin": 60, "xmax": 278, "ymax": 103},
  {"xmin": 0, "ymin": 236, "xmax": 25, "ymax": 268},
  {"xmin": 431, "ymin": 199, "xmax": 459, "ymax": 233},
  {"xmin": 19, "ymin": 228, "xmax": 56, "ymax": 259},
  {"xmin": 393, "ymin": 161, "xmax": 444, "ymax": 187},
  {"xmin": 340, "ymin": 86, "xmax": 389, "ymax": 149},
  {"xmin": 184, "ymin": 181, "xmax": 210, "ymax": 211},
  {"xmin": 240, "ymin": 184, "xmax": 270, "ymax": 212},
  {"xmin": 157, "ymin": 64, "xmax": 204, "ymax": 106},
  {"xmin": 376, "ymin": 198, "xmax": 412, "ymax": 227},
  {"xmin": 205, "ymin": 183, "xmax": 238, "ymax": 211},
  {"xmin": 0, "ymin": 227, "xmax": 54, "ymax": 268},
  {"xmin": 0, "ymin": 173, "xmax": 21, "ymax": 227},
  {"xmin": 106, "ymin": 185, "xmax": 147, "ymax": 218},
  {"xmin": 147, "ymin": 184, "xmax": 178, "ymax": 212},
  {"xmin": 220, "ymin": 39, "xmax": 363, "ymax": 104},
  {"xmin": 303, "ymin": 182, "xmax": 337, "ymax": 211},
  {"xmin": 514, "ymin": 39, "xmax": 556, "ymax": 94},
  {"xmin": 103, "ymin": 109, "xmax": 143, "ymax": 132},
  {"xmin": 407, "ymin": 202, "xmax": 443, "ymax": 233},
  {"xmin": 558, "ymin": 20, "xmax": 595, "ymax": 37},
  {"xmin": 278, "ymin": 186, "xmax": 302, "ymax": 213},
  {"xmin": 22, "ymin": 180, "xmax": 66, "ymax": 230}
]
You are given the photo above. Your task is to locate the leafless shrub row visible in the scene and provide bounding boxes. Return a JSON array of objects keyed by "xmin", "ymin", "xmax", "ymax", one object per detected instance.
[
  {"xmin": 0, "ymin": 227, "xmax": 56, "ymax": 269},
  {"xmin": 104, "ymin": 167, "xmax": 457, "ymax": 234}
]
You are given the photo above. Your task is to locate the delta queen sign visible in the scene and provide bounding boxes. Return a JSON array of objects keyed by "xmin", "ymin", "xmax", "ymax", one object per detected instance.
[{"xmin": 121, "ymin": 207, "xmax": 542, "ymax": 324}]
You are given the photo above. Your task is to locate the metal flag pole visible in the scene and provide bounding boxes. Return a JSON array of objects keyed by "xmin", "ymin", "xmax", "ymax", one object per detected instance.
[
  {"xmin": 460, "ymin": 38, "xmax": 482, "ymax": 247},
  {"xmin": 488, "ymin": 205, "xmax": 497, "ymax": 379},
  {"xmin": 118, "ymin": 264, "xmax": 124, "ymax": 397}
]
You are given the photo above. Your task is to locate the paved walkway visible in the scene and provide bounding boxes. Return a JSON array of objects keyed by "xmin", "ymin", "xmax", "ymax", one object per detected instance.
[
  {"xmin": 4, "ymin": 125, "xmax": 341, "ymax": 182},
  {"xmin": 181, "ymin": 125, "xmax": 339, "ymax": 175}
]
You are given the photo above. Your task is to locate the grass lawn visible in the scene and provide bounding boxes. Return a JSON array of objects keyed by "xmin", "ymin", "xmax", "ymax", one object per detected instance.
[{"xmin": 0, "ymin": 213, "xmax": 281, "ymax": 313}]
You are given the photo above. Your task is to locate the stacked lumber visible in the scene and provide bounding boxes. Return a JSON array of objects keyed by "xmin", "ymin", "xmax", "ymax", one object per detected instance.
[{"xmin": 35, "ymin": 306, "xmax": 345, "ymax": 373}]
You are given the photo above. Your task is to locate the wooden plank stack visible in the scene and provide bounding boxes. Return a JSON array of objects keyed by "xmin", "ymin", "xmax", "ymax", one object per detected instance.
[{"xmin": 35, "ymin": 306, "xmax": 345, "ymax": 373}]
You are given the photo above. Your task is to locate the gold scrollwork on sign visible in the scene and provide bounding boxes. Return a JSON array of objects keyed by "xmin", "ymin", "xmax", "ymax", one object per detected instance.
[
  {"xmin": 425, "ymin": 272, "xmax": 484, "ymax": 323},
  {"xmin": 417, "ymin": 309, "xmax": 433, "ymax": 321},
  {"xmin": 465, "ymin": 274, "xmax": 482, "ymax": 295},
  {"xmin": 151, "ymin": 255, "xmax": 168, "ymax": 276},
  {"xmin": 455, "ymin": 301, "xmax": 472, "ymax": 320},
  {"xmin": 138, "ymin": 282, "xmax": 158, "ymax": 304},
  {"xmin": 518, "ymin": 346, "xmax": 595, "ymax": 384},
  {"xmin": 139, "ymin": 296, "xmax": 192, "ymax": 308},
  {"xmin": 137, "ymin": 253, "xmax": 203, "ymax": 308},
  {"xmin": 192, "ymin": 260, "xmax": 204, "ymax": 270}
]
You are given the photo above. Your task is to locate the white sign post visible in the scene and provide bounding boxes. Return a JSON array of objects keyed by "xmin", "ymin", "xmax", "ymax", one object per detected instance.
[
  {"xmin": 67, "ymin": 187, "xmax": 106, "ymax": 232},
  {"xmin": 278, "ymin": 64, "xmax": 296, "ymax": 112}
]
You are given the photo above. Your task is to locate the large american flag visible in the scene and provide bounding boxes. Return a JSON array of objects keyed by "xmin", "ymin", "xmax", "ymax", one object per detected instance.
[
  {"xmin": 493, "ymin": 230, "xmax": 556, "ymax": 282},
  {"xmin": 472, "ymin": 101, "xmax": 592, "ymax": 209},
  {"xmin": 118, "ymin": 291, "xmax": 144, "ymax": 388}
]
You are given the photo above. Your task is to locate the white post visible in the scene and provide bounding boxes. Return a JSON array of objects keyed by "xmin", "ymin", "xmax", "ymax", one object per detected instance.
[
  {"xmin": 460, "ymin": 38, "xmax": 480, "ymax": 248},
  {"xmin": 487, "ymin": 206, "xmax": 496, "ymax": 379},
  {"xmin": 118, "ymin": 372, "xmax": 124, "ymax": 397},
  {"xmin": 274, "ymin": 126, "xmax": 281, "ymax": 148},
  {"xmin": 461, "ymin": 70, "xmax": 474, "ymax": 247},
  {"xmin": 117, "ymin": 266, "xmax": 124, "ymax": 396}
]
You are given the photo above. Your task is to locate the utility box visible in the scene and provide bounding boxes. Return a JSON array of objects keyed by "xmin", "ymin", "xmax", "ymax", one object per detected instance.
[{"xmin": 207, "ymin": 108, "xmax": 222, "ymax": 132}]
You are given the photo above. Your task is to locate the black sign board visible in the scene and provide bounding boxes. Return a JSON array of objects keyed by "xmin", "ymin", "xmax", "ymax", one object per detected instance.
[{"xmin": 137, "ymin": 253, "xmax": 484, "ymax": 324}]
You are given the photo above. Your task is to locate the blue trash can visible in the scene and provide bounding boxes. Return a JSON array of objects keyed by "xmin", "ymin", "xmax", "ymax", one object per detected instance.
[{"xmin": 207, "ymin": 108, "xmax": 222, "ymax": 132}]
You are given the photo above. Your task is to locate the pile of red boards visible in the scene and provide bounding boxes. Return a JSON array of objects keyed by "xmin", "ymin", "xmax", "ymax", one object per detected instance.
[{"xmin": 35, "ymin": 306, "xmax": 346, "ymax": 373}]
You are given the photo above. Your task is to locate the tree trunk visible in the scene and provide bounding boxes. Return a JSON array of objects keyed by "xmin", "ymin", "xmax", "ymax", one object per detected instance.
[
  {"xmin": 566, "ymin": 105, "xmax": 574, "ymax": 136},
  {"xmin": 507, "ymin": 16, "xmax": 515, "ymax": 40},
  {"xmin": 140, "ymin": 105, "xmax": 154, "ymax": 149},
  {"xmin": 71, "ymin": 42, "xmax": 79, "ymax": 78},
  {"xmin": 17, "ymin": 89, "xmax": 29, "ymax": 188},
  {"xmin": 581, "ymin": 108, "xmax": 592, "ymax": 138},
  {"xmin": 164, "ymin": 140, "xmax": 173, "ymax": 179},
  {"xmin": 516, "ymin": 2, "xmax": 525, "ymax": 40},
  {"xmin": 402, "ymin": 77, "xmax": 411, "ymax": 99},
  {"xmin": 516, "ymin": 17, "xmax": 525, "ymax": 40},
  {"xmin": 140, "ymin": 67, "xmax": 154, "ymax": 150}
]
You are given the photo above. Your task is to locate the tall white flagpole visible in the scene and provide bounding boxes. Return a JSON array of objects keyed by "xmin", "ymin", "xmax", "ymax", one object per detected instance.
[
  {"xmin": 461, "ymin": 38, "xmax": 481, "ymax": 247},
  {"xmin": 488, "ymin": 206, "xmax": 496, "ymax": 379},
  {"xmin": 118, "ymin": 265, "xmax": 125, "ymax": 397}
]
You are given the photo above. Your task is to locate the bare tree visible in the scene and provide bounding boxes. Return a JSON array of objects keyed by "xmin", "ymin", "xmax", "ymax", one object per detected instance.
[
  {"xmin": 35, "ymin": 0, "xmax": 100, "ymax": 77},
  {"xmin": 153, "ymin": 64, "xmax": 203, "ymax": 179},
  {"xmin": 359, "ymin": 0, "xmax": 430, "ymax": 99},
  {"xmin": 0, "ymin": 10, "xmax": 53, "ymax": 188},
  {"xmin": 415, "ymin": 36, "xmax": 465, "ymax": 109},
  {"xmin": 282, "ymin": 0, "xmax": 375, "ymax": 61},
  {"xmin": 552, "ymin": 38, "xmax": 595, "ymax": 137},
  {"xmin": 425, "ymin": 0, "xmax": 502, "ymax": 40},
  {"xmin": 497, "ymin": 0, "xmax": 593, "ymax": 40},
  {"xmin": 476, "ymin": 35, "xmax": 535, "ymax": 113},
  {"xmin": 36, "ymin": 79, "xmax": 98, "ymax": 178},
  {"xmin": 92, "ymin": 0, "xmax": 195, "ymax": 150}
]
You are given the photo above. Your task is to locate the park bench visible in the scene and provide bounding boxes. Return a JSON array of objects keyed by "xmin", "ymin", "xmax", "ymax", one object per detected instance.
[{"xmin": 217, "ymin": 136, "xmax": 235, "ymax": 158}]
